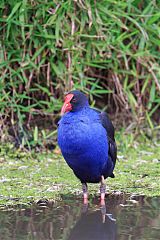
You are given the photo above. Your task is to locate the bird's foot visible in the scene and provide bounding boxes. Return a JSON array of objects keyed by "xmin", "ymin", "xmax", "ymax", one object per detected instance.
[
  {"xmin": 82, "ymin": 195, "xmax": 88, "ymax": 213},
  {"xmin": 100, "ymin": 199, "xmax": 106, "ymax": 223}
]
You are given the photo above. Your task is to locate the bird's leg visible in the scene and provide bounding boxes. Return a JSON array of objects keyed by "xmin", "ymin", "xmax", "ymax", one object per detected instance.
[
  {"xmin": 82, "ymin": 183, "xmax": 88, "ymax": 204},
  {"xmin": 100, "ymin": 176, "xmax": 106, "ymax": 201},
  {"xmin": 100, "ymin": 199, "xmax": 106, "ymax": 223}
]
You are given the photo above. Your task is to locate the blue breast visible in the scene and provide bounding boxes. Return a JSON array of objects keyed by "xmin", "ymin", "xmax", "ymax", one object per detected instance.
[{"xmin": 58, "ymin": 108, "xmax": 110, "ymax": 183}]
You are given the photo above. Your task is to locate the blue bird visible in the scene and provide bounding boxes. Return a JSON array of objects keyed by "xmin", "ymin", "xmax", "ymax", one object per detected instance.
[{"xmin": 57, "ymin": 90, "xmax": 117, "ymax": 201}]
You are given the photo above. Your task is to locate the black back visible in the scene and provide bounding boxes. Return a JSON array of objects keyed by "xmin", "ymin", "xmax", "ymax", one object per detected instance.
[
  {"xmin": 100, "ymin": 112, "xmax": 117, "ymax": 166},
  {"xmin": 93, "ymin": 110, "xmax": 117, "ymax": 177}
]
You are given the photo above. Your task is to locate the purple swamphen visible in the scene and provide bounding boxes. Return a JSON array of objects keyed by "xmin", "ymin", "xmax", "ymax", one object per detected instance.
[{"xmin": 57, "ymin": 90, "xmax": 117, "ymax": 202}]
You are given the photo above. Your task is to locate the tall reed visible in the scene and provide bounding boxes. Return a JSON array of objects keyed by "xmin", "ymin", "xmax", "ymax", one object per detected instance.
[{"xmin": 0, "ymin": 0, "xmax": 160, "ymax": 143}]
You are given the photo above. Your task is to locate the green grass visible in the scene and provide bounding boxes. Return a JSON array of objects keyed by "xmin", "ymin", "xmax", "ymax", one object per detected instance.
[
  {"xmin": 0, "ymin": 133, "xmax": 159, "ymax": 205},
  {"xmin": 113, "ymin": 133, "xmax": 160, "ymax": 196}
]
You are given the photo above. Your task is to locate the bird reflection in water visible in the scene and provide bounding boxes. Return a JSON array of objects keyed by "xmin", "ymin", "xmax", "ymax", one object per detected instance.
[{"xmin": 68, "ymin": 199, "xmax": 117, "ymax": 240}]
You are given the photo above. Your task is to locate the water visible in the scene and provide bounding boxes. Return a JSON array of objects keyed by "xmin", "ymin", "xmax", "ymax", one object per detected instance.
[{"xmin": 0, "ymin": 194, "xmax": 159, "ymax": 240}]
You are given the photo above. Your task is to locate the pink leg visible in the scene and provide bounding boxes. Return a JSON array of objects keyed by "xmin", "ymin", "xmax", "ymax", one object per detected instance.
[
  {"xmin": 82, "ymin": 183, "xmax": 88, "ymax": 204},
  {"xmin": 100, "ymin": 176, "xmax": 106, "ymax": 201},
  {"xmin": 100, "ymin": 199, "xmax": 106, "ymax": 223}
]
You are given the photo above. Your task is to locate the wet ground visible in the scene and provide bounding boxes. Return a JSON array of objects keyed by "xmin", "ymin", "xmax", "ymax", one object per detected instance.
[{"xmin": 0, "ymin": 194, "xmax": 159, "ymax": 240}]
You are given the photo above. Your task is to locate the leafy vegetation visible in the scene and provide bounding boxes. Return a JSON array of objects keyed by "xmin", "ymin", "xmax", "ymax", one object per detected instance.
[
  {"xmin": 0, "ymin": 0, "xmax": 160, "ymax": 145},
  {"xmin": 0, "ymin": 134, "xmax": 159, "ymax": 205}
]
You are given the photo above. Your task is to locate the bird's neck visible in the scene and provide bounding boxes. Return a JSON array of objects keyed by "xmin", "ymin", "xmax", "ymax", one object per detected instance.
[
  {"xmin": 71, "ymin": 106, "xmax": 90, "ymax": 114},
  {"xmin": 71, "ymin": 102, "xmax": 90, "ymax": 112},
  {"xmin": 60, "ymin": 107, "xmax": 99, "ymax": 125}
]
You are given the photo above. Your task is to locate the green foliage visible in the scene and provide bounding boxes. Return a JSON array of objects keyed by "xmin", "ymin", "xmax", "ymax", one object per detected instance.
[{"xmin": 0, "ymin": 0, "xmax": 160, "ymax": 143}]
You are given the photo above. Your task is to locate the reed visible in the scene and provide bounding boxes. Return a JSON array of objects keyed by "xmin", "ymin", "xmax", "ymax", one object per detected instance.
[{"xmin": 0, "ymin": 0, "xmax": 160, "ymax": 145}]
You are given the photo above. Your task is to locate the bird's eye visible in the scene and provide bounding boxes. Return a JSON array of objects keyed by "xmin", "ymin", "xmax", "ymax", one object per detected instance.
[{"xmin": 71, "ymin": 97, "xmax": 76, "ymax": 103}]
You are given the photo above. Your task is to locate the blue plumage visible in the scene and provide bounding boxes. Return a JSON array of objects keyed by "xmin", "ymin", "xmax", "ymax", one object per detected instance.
[{"xmin": 57, "ymin": 91, "xmax": 116, "ymax": 185}]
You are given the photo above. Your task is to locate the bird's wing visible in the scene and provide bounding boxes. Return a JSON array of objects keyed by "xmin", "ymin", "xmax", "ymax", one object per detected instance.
[{"xmin": 99, "ymin": 111, "xmax": 117, "ymax": 167}]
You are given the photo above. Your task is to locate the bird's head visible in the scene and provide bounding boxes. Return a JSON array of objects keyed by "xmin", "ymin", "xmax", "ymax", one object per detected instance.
[{"xmin": 61, "ymin": 90, "xmax": 89, "ymax": 115}]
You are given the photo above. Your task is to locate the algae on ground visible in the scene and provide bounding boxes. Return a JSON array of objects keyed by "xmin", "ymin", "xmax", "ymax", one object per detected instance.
[{"xmin": 0, "ymin": 133, "xmax": 159, "ymax": 205}]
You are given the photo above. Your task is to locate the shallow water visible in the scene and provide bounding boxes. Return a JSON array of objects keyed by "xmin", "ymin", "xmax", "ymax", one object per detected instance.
[{"xmin": 0, "ymin": 194, "xmax": 159, "ymax": 240}]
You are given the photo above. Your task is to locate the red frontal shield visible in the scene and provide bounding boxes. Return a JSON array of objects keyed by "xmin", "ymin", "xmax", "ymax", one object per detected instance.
[{"xmin": 60, "ymin": 93, "xmax": 74, "ymax": 115}]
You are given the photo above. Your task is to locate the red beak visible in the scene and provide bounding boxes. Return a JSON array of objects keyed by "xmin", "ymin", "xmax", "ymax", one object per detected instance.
[{"xmin": 61, "ymin": 93, "xmax": 74, "ymax": 115}]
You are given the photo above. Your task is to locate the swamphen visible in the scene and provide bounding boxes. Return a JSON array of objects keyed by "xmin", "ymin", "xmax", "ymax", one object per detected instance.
[{"xmin": 57, "ymin": 90, "xmax": 117, "ymax": 201}]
